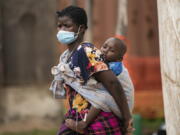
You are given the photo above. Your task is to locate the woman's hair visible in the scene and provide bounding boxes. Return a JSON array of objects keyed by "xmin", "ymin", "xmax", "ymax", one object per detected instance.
[{"xmin": 56, "ymin": 6, "xmax": 88, "ymax": 29}]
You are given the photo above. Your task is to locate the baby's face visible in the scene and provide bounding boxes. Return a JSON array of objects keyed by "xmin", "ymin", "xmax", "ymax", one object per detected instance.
[{"xmin": 100, "ymin": 38, "xmax": 121, "ymax": 62}]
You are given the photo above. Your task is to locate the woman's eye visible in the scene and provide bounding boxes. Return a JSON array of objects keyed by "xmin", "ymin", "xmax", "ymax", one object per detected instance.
[{"xmin": 57, "ymin": 23, "xmax": 71, "ymax": 28}]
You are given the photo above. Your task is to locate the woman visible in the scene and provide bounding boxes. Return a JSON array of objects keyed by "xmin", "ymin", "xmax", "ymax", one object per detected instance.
[{"xmin": 51, "ymin": 5, "xmax": 133, "ymax": 135}]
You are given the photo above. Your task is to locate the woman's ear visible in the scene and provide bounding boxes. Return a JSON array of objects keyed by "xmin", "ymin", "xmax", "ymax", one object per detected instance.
[{"xmin": 79, "ymin": 24, "xmax": 86, "ymax": 34}]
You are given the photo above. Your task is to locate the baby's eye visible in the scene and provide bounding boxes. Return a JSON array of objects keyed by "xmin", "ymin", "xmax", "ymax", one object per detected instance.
[
  {"xmin": 63, "ymin": 24, "xmax": 68, "ymax": 27},
  {"xmin": 110, "ymin": 49, "xmax": 115, "ymax": 52},
  {"xmin": 57, "ymin": 24, "xmax": 61, "ymax": 28}
]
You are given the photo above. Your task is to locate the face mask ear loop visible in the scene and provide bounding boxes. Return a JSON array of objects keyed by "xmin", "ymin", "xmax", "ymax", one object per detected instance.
[{"xmin": 75, "ymin": 25, "xmax": 81, "ymax": 36}]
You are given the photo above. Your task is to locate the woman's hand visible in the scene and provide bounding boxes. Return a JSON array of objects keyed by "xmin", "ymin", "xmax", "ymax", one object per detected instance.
[{"xmin": 124, "ymin": 118, "xmax": 135, "ymax": 135}]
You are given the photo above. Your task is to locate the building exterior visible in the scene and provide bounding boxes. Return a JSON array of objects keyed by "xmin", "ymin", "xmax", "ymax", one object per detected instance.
[{"xmin": 0, "ymin": 0, "xmax": 162, "ymax": 123}]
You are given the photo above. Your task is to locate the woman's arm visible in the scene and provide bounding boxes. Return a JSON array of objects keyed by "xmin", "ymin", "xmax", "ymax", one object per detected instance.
[{"xmin": 94, "ymin": 70, "xmax": 132, "ymax": 132}]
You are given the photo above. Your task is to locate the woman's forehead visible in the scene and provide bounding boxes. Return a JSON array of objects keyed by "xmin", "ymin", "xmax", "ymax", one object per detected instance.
[{"xmin": 58, "ymin": 16, "xmax": 74, "ymax": 23}]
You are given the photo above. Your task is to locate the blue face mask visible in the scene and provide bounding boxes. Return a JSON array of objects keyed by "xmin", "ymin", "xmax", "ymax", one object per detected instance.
[
  {"xmin": 56, "ymin": 27, "xmax": 80, "ymax": 45},
  {"xmin": 108, "ymin": 62, "xmax": 123, "ymax": 76}
]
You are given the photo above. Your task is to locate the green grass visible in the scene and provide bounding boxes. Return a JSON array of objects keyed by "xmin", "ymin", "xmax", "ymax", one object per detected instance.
[
  {"xmin": 133, "ymin": 114, "xmax": 165, "ymax": 135},
  {"xmin": 142, "ymin": 118, "xmax": 164, "ymax": 129},
  {"xmin": 141, "ymin": 118, "xmax": 165, "ymax": 135},
  {"xmin": 0, "ymin": 129, "xmax": 57, "ymax": 135}
]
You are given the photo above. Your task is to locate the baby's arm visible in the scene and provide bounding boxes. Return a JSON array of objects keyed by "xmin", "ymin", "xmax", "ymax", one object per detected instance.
[
  {"xmin": 65, "ymin": 106, "xmax": 101, "ymax": 133},
  {"xmin": 84, "ymin": 106, "xmax": 101, "ymax": 125}
]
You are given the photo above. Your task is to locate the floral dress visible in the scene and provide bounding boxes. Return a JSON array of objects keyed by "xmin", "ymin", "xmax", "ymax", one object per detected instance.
[{"xmin": 56, "ymin": 43, "xmax": 123, "ymax": 135}]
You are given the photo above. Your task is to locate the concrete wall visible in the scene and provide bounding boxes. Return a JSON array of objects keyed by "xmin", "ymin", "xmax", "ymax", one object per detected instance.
[
  {"xmin": 0, "ymin": 0, "xmax": 7, "ymax": 123},
  {"xmin": 0, "ymin": 0, "xmax": 62, "ymax": 123},
  {"xmin": 157, "ymin": 0, "xmax": 180, "ymax": 133},
  {"xmin": 3, "ymin": 85, "xmax": 62, "ymax": 122},
  {"xmin": 3, "ymin": 0, "xmax": 58, "ymax": 85}
]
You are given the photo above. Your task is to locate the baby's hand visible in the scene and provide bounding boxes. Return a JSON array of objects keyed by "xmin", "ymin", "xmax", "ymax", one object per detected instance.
[
  {"xmin": 54, "ymin": 79, "xmax": 66, "ymax": 99},
  {"xmin": 65, "ymin": 119, "xmax": 87, "ymax": 134}
]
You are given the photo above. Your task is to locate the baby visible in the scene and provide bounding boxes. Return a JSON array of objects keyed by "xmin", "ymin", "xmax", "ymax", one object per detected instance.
[{"xmin": 65, "ymin": 37, "xmax": 134, "ymax": 134}]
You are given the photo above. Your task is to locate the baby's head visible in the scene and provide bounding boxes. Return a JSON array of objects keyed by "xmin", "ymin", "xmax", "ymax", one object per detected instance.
[{"xmin": 100, "ymin": 37, "xmax": 127, "ymax": 62}]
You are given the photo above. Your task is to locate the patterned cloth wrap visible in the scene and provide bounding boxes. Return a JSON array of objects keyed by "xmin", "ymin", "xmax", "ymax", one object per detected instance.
[
  {"xmin": 59, "ymin": 108, "xmax": 123, "ymax": 135},
  {"xmin": 50, "ymin": 42, "xmax": 134, "ymax": 135}
]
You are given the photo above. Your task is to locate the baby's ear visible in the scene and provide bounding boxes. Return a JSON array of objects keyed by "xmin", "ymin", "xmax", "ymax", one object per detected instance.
[{"xmin": 119, "ymin": 56, "xmax": 123, "ymax": 61}]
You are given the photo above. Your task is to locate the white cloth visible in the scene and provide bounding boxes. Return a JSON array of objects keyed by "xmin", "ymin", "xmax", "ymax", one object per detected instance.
[
  {"xmin": 50, "ymin": 50, "xmax": 134, "ymax": 117},
  {"xmin": 117, "ymin": 65, "xmax": 134, "ymax": 112}
]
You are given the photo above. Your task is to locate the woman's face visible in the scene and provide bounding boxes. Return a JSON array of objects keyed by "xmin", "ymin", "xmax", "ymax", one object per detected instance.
[{"xmin": 57, "ymin": 16, "xmax": 79, "ymax": 33}]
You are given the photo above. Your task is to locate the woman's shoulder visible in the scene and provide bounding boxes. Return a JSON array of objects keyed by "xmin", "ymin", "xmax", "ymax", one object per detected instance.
[
  {"xmin": 79, "ymin": 42, "xmax": 95, "ymax": 50},
  {"xmin": 81, "ymin": 41, "xmax": 94, "ymax": 47},
  {"xmin": 79, "ymin": 42, "xmax": 101, "ymax": 55},
  {"xmin": 59, "ymin": 49, "xmax": 69, "ymax": 62},
  {"xmin": 75, "ymin": 42, "xmax": 98, "ymax": 56}
]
